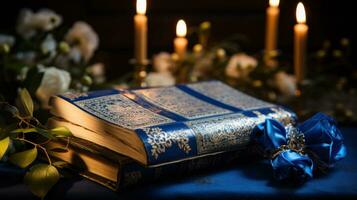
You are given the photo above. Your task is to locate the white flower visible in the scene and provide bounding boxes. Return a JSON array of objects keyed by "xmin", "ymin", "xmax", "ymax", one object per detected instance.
[
  {"xmin": 17, "ymin": 9, "xmax": 62, "ymax": 39},
  {"xmin": 0, "ymin": 34, "xmax": 15, "ymax": 46},
  {"xmin": 153, "ymin": 52, "xmax": 173, "ymax": 73},
  {"xmin": 36, "ymin": 67, "xmax": 71, "ymax": 108},
  {"xmin": 145, "ymin": 72, "xmax": 175, "ymax": 87},
  {"xmin": 41, "ymin": 34, "xmax": 57, "ymax": 58},
  {"xmin": 87, "ymin": 63, "xmax": 106, "ymax": 84},
  {"xmin": 225, "ymin": 53, "xmax": 257, "ymax": 79},
  {"xmin": 65, "ymin": 21, "xmax": 99, "ymax": 62},
  {"xmin": 274, "ymin": 71, "xmax": 297, "ymax": 97}
]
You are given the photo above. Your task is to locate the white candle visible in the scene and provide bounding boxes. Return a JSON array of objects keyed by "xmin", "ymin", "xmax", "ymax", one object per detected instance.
[
  {"xmin": 174, "ymin": 19, "xmax": 188, "ymax": 61},
  {"xmin": 265, "ymin": 0, "xmax": 280, "ymax": 53},
  {"xmin": 294, "ymin": 2, "xmax": 308, "ymax": 83},
  {"xmin": 134, "ymin": 0, "xmax": 147, "ymax": 65}
]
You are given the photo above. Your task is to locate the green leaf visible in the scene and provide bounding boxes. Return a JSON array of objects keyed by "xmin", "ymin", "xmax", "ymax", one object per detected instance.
[
  {"xmin": 35, "ymin": 128, "xmax": 56, "ymax": 139},
  {"xmin": 9, "ymin": 147, "xmax": 38, "ymax": 168},
  {"xmin": 0, "ymin": 137, "xmax": 10, "ymax": 160},
  {"xmin": 24, "ymin": 164, "xmax": 60, "ymax": 198},
  {"xmin": 50, "ymin": 127, "xmax": 72, "ymax": 137},
  {"xmin": 11, "ymin": 128, "xmax": 37, "ymax": 134},
  {"xmin": 19, "ymin": 88, "xmax": 34, "ymax": 117}
]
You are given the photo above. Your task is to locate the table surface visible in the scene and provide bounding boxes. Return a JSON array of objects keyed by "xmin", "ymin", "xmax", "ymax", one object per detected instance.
[{"xmin": 1, "ymin": 128, "xmax": 357, "ymax": 200}]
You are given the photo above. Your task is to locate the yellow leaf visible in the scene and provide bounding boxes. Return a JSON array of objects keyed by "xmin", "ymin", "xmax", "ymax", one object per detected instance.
[
  {"xmin": 24, "ymin": 164, "xmax": 60, "ymax": 198},
  {"xmin": 0, "ymin": 137, "xmax": 10, "ymax": 160},
  {"xmin": 9, "ymin": 147, "xmax": 38, "ymax": 168},
  {"xmin": 11, "ymin": 128, "xmax": 36, "ymax": 133},
  {"xmin": 19, "ymin": 88, "xmax": 34, "ymax": 117},
  {"xmin": 51, "ymin": 126, "xmax": 72, "ymax": 137}
]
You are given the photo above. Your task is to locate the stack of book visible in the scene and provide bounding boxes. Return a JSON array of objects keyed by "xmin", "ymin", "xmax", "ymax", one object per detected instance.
[{"xmin": 47, "ymin": 81, "xmax": 296, "ymax": 190}]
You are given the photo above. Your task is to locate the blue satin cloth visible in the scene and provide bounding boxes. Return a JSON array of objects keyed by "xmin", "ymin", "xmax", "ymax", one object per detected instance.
[{"xmin": 253, "ymin": 113, "xmax": 347, "ymax": 182}]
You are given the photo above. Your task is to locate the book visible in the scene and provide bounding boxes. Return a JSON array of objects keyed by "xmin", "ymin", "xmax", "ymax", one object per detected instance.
[
  {"xmin": 49, "ymin": 80, "xmax": 296, "ymax": 167},
  {"xmin": 47, "ymin": 136, "xmax": 247, "ymax": 190}
]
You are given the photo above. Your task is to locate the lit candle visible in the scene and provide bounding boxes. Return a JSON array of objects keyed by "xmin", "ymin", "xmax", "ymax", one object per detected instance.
[
  {"xmin": 294, "ymin": 2, "xmax": 308, "ymax": 83},
  {"xmin": 134, "ymin": 0, "xmax": 147, "ymax": 65},
  {"xmin": 265, "ymin": 0, "xmax": 280, "ymax": 53},
  {"xmin": 174, "ymin": 19, "xmax": 188, "ymax": 61}
]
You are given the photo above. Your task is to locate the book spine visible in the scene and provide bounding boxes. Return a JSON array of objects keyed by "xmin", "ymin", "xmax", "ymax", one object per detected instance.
[
  {"xmin": 117, "ymin": 149, "xmax": 248, "ymax": 189},
  {"xmin": 135, "ymin": 107, "xmax": 295, "ymax": 166}
]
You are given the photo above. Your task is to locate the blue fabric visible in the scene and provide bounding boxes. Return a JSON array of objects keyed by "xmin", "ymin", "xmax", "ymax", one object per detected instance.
[
  {"xmin": 270, "ymin": 150, "xmax": 314, "ymax": 182},
  {"xmin": 252, "ymin": 113, "xmax": 346, "ymax": 182},
  {"xmin": 299, "ymin": 113, "xmax": 347, "ymax": 167},
  {"xmin": 1, "ymin": 127, "xmax": 356, "ymax": 200}
]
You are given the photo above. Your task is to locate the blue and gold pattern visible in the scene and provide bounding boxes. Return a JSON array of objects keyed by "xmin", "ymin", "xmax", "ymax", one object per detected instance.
[
  {"xmin": 187, "ymin": 108, "xmax": 295, "ymax": 155},
  {"xmin": 143, "ymin": 127, "xmax": 191, "ymax": 159},
  {"xmin": 187, "ymin": 81, "xmax": 274, "ymax": 110},
  {"xmin": 75, "ymin": 94, "xmax": 174, "ymax": 129},
  {"xmin": 135, "ymin": 108, "xmax": 294, "ymax": 165},
  {"xmin": 136, "ymin": 122, "xmax": 197, "ymax": 165},
  {"xmin": 133, "ymin": 86, "xmax": 231, "ymax": 119},
  {"xmin": 186, "ymin": 113, "xmax": 253, "ymax": 154},
  {"xmin": 58, "ymin": 81, "xmax": 296, "ymax": 166}
]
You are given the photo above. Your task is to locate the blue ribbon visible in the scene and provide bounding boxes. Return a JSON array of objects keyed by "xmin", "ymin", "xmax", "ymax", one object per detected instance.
[{"xmin": 253, "ymin": 112, "xmax": 347, "ymax": 182}]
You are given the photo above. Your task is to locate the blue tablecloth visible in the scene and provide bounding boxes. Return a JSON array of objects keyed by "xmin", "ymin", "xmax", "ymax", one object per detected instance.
[{"xmin": 1, "ymin": 127, "xmax": 357, "ymax": 199}]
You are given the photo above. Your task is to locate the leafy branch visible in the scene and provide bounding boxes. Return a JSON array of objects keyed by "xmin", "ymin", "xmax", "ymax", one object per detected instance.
[{"xmin": 0, "ymin": 88, "xmax": 72, "ymax": 199}]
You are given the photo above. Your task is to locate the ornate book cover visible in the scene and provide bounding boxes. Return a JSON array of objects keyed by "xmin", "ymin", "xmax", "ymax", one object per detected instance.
[{"xmin": 52, "ymin": 81, "xmax": 296, "ymax": 166}]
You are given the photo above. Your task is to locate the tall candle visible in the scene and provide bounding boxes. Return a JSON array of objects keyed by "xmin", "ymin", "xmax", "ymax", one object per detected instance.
[
  {"xmin": 134, "ymin": 0, "xmax": 147, "ymax": 65},
  {"xmin": 265, "ymin": 0, "xmax": 280, "ymax": 53},
  {"xmin": 294, "ymin": 2, "xmax": 308, "ymax": 83},
  {"xmin": 174, "ymin": 19, "xmax": 188, "ymax": 61}
]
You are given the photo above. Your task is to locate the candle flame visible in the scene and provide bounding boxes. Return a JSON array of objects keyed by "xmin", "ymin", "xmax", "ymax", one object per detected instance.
[
  {"xmin": 176, "ymin": 19, "xmax": 187, "ymax": 37},
  {"xmin": 136, "ymin": 0, "xmax": 146, "ymax": 15},
  {"xmin": 269, "ymin": 0, "xmax": 279, "ymax": 7},
  {"xmin": 296, "ymin": 2, "xmax": 306, "ymax": 23}
]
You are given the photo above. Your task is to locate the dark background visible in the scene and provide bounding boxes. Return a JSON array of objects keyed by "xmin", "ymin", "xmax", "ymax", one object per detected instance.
[{"xmin": 0, "ymin": 0, "xmax": 355, "ymax": 80}]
